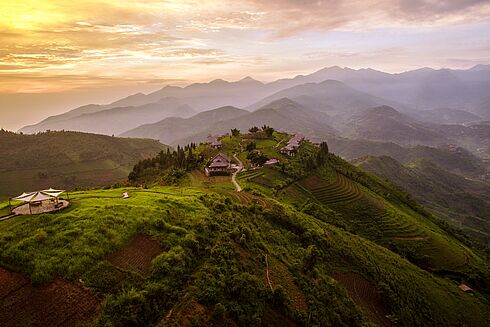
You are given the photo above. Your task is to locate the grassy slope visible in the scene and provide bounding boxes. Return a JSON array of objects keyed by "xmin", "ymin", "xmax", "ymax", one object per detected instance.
[
  {"xmin": 0, "ymin": 130, "xmax": 169, "ymax": 200},
  {"xmin": 0, "ymin": 187, "xmax": 488, "ymax": 326}
]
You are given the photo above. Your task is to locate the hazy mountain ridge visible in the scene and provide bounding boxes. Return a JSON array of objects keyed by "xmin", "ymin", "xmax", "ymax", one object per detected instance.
[
  {"xmin": 19, "ymin": 65, "xmax": 489, "ymax": 136},
  {"xmin": 122, "ymin": 98, "xmax": 337, "ymax": 146},
  {"xmin": 343, "ymin": 105, "xmax": 448, "ymax": 146},
  {"xmin": 121, "ymin": 106, "xmax": 250, "ymax": 145},
  {"xmin": 412, "ymin": 108, "xmax": 481, "ymax": 124},
  {"xmin": 20, "ymin": 97, "xmax": 196, "ymax": 135}
]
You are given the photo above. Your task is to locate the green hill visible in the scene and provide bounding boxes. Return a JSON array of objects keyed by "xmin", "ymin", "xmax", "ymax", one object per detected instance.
[
  {"xmin": 327, "ymin": 137, "xmax": 487, "ymax": 178},
  {"xmin": 0, "ymin": 130, "xmax": 169, "ymax": 199},
  {"xmin": 0, "ymin": 130, "xmax": 488, "ymax": 326},
  {"xmin": 354, "ymin": 155, "xmax": 490, "ymax": 247}
]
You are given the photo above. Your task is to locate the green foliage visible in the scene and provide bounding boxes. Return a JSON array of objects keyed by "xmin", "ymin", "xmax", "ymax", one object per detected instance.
[
  {"xmin": 248, "ymin": 126, "xmax": 259, "ymax": 133},
  {"xmin": 246, "ymin": 141, "xmax": 256, "ymax": 152},
  {"xmin": 231, "ymin": 128, "xmax": 240, "ymax": 137},
  {"xmin": 246, "ymin": 151, "xmax": 268, "ymax": 166},
  {"xmin": 129, "ymin": 144, "xmax": 203, "ymax": 185}
]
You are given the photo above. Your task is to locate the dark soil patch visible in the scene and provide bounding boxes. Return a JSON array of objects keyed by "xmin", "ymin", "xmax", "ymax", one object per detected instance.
[
  {"xmin": 0, "ymin": 267, "xmax": 100, "ymax": 327},
  {"xmin": 266, "ymin": 257, "xmax": 308, "ymax": 313},
  {"xmin": 332, "ymin": 272, "xmax": 392, "ymax": 327},
  {"xmin": 262, "ymin": 305, "xmax": 297, "ymax": 327},
  {"xmin": 107, "ymin": 233, "xmax": 164, "ymax": 276},
  {"xmin": 165, "ymin": 296, "xmax": 211, "ymax": 327}
]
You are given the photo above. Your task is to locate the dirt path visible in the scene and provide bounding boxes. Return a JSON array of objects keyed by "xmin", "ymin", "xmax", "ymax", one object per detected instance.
[
  {"xmin": 232, "ymin": 153, "xmax": 244, "ymax": 192},
  {"xmin": 274, "ymin": 137, "xmax": 288, "ymax": 148}
]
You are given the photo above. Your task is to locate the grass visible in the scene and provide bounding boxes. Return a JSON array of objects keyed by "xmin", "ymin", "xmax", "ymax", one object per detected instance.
[
  {"xmin": 0, "ymin": 186, "xmax": 487, "ymax": 326},
  {"xmin": 0, "ymin": 132, "xmax": 489, "ymax": 326}
]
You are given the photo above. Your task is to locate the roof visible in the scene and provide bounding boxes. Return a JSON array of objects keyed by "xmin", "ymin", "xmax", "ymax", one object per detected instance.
[
  {"xmin": 459, "ymin": 283, "xmax": 473, "ymax": 292},
  {"xmin": 209, "ymin": 153, "xmax": 230, "ymax": 168},
  {"xmin": 213, "ymin": 153, "xmax": 230, "ymax": 161},
  {"xmin": 13, "ymin": 189, "xmax": 65, "ymax": 202},
  {"xmin": 207, "ymin": 135, "xmax": 222, "ymax": 146}
]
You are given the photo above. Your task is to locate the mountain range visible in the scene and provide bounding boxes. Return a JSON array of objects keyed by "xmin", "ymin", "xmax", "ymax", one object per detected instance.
[{"xmin": 19, "ymin": 65, "xmax": 490, "ymax": 138}]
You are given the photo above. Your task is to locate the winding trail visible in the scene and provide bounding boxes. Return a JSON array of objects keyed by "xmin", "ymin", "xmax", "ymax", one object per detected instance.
[{"xmin": 232, "ymin": 153, "xmax": 244, "ymax": 192}]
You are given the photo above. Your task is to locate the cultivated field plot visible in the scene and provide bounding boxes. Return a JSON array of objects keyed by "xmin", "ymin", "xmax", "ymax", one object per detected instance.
[
  {"xmin": 300, "ymin": 173, "xmax": 363, "ymax": 205},
  {"xmin": 108, "ymin": 233, "xmax": 164, "ymax": 275},
  {"xmin": 266, "ymin": 256, "xmax": 308, "ymax": 313},
  {"xmin": 0, "ymin": 267, "xmax": 100, "ymax": 327},
  {"xmin": 332, "ymin": 272, "xmax": 391, "ymax": 327},
  {"xmin": 224, "ymin": 190, "xmax": 274, "ymax": 209}
]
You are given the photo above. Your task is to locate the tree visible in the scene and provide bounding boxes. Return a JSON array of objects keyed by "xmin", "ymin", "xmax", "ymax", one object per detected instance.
[
  {"xmin": 247, "ymin": 151, "xmax": 268, "ymax": 166},
  {"xmin": 249, "ymin": 126, "xmax": 259, "ymax": 133},
  {"xmin": 320, "ymin": 141, "xmax": 329, "ymax": 154},
  {"xmin": 246, "ymin": 142, "xmax": 256, "ymax": 152},
  {"xmin": 264, "ymin": 127, "xmax": 274, "ymax": 138},
  {"xmin": 231, "ymin": 128, "xmax": 240, "ymax": 137}
]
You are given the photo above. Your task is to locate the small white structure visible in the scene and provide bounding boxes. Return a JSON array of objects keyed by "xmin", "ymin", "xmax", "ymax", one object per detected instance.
[
  {"xmin": 458, "ymin": 283, "xmax": 473, "ymax": 293},
  {"xmin": 122, "ymin": 192, "xmax": 129, "ymax": 199},
  {"xmin": 11, "ymin": 188, "xmax": 68, "ymax": 215},
  {"xmin": 264, "ymin": 158, "xmax": 279, "ymax": 166}
]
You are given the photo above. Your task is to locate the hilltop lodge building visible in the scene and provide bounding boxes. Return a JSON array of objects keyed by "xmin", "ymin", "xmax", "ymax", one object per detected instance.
[{"xmin": 205, "ymin": 153, "xmax": 231, "ymax": 176}]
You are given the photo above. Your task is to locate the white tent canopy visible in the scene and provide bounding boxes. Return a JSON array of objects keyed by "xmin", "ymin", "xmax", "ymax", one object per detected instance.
[
  {"xmin": 13, "ymin": 189, "xmax": 65, "ymax": 203},
  {"xmin": 41, "ymin": 188, "xmax": 65, "ymax": 198}
]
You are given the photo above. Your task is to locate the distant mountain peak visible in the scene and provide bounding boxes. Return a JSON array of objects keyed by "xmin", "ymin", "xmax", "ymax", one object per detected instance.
[
  {"xmin": 470, "ymin": 64, "xmax": 490, "ymax": 71},
  {"xmin": 238, "ymin": 76, "xmax": 260, "ymax": 83},
  {"xmin": 367, "ymin": 105, "xmax": 400, "ymax": 116},
  {"xmin": 209, "ymin": 78, "xmax": 228, "ymax": 84}
]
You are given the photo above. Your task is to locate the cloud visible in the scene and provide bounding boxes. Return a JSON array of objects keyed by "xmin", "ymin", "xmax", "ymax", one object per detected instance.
[
  {"xmin": 0, "ymin": 0, "xmax": 489, "ymax": 93},
  {"xmin": 238, "ymin": 0, "xmax": 490, "ymax": 36}
]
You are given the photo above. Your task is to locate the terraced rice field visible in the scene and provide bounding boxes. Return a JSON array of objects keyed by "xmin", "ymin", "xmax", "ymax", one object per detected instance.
[
  {"xmin": 108, "ymin": 233, "xmax": 164, "ymax": 275},
  {"xmin": 0, "ymin": 267, "xmax": 100, "ymax": 327},
  {"xmin": 300, "ymin": 173, "xmax": 428, "ymax": 240},
  {"xmin": 299, "ymin": 174, "xmax": 363, "ymax": 206},
  {"xmin": 229, "ymin": 191, "xmax": 274, "ymax": 209},
  {"xmin": 332, "ymin": 272, "xmax": 391, "ymax": 327},
  {"xmin": 239, "ymin": 170, "xmax": 264, "ymax": 181}
]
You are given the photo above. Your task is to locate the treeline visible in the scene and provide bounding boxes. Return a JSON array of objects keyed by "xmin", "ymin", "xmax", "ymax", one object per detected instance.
[
  {"xmin": 129, "ymin": 144, "xmax": 204, "ymax": 184},
  {"xmin": 283, "ymin": 141, "xmax": 330, "ymax": 178}
]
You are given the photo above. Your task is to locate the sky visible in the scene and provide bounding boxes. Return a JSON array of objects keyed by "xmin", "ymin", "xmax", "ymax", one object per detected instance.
[{"xmin": 1, "ymin": 0, "xmax": 490, "ymax": 130}]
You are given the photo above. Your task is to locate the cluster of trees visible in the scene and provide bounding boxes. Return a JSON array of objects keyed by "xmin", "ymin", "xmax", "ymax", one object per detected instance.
[
  {"xmin": 129, "ymin": 144, "xmax": 203, "ymax": 183},
  {"xmin": 247, "ymin": 151, "xmax": 269, "ymax": 166},
  {"xmin": 283, "ymin": 141, "xmax": 330, "ymax": 178},
  {"xmin": 248, "ymin": 125, "xmax": 275, "ymax": 138}
]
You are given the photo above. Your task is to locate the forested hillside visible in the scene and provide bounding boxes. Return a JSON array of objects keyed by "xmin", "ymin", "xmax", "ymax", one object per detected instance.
[{"xmin": 0, "ymin": 130, "xmax": 169, "ymax": 199}]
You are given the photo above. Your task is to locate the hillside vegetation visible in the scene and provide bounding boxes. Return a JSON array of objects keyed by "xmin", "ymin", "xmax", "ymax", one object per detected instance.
[
  {"xmin": 0, "ymin": 130, "xmax": 489, "ymax": 326},
  {"xmin": 0, "ymin": 130, "xmax": 169, "ymax": 199},
  {"xmin": 355, "ymin": 155, "xmax": 490, "ymax": 248}
]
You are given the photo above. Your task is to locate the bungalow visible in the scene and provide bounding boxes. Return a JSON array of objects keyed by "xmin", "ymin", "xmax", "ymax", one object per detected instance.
[
  {"xmin": 207, "ymin": 135, "xmax": 222, "ymax": 149},
  {"xmin": 205, "ymin": 153, "xmax": 231, "ymax": 176},
  {"xmin": 280, "ymin": 134, "xmax": 305, "ymax": 156}
]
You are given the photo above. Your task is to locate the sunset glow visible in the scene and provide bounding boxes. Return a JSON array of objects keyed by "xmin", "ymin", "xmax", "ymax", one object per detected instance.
[{"xmin": 1, "ymin": 0, "xmax": 489, "ymax": 93}]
